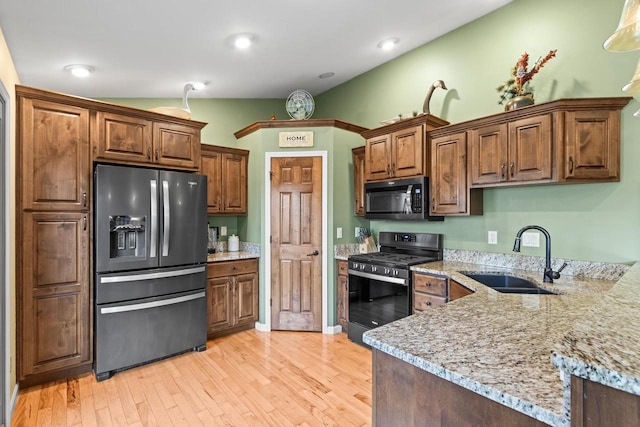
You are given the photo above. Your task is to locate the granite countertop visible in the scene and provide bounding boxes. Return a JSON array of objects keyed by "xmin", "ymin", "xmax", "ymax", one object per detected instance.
[
  {"xmin": 363, "ymin": 259, "xmax": 636, "ymax": 427},
  {"xmin": 207, "ymin": 250, "xmax": 260, "ymax": 262}
]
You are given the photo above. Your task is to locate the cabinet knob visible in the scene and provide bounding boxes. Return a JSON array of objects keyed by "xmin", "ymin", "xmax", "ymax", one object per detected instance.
[
  {"xmin": 155, "ymin": 149, "xmax": 159, "ymax": 162},
  {"xmin": 425, "ymin": 301, "xmax": 432, "ymax": 306},
  {"xmin": 147, "ymin": 147, "xmax": 151, "ymax": 160},
  {"xmin": 82, "ymin": 216, "xmax": 87, "ymax": 231},
  {"xmin": 501, "ymin": 162, "xmax": 506, "ymax": 180},
  {"xmin": 510, "ymin": 162, "xmax": 515, "ymax": 178},
  {"xmin": 82, "ymin": 192, "xmax": 87, "ymax": 208}
]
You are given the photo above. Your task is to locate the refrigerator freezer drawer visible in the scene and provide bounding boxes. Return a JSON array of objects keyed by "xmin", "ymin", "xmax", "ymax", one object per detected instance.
[
  {"xmin": 96, "ymin": 265, "xmax": 206, "ymax": 304},
  {"xmin": 95, "ymin": 289, "xmax": 207, "ymax": 381}
]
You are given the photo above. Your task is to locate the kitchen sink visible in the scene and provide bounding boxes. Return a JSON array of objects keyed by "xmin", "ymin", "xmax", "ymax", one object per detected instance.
[{"xmin": 460, "ymin": 272, "xmax": 557, "ymax": 295}]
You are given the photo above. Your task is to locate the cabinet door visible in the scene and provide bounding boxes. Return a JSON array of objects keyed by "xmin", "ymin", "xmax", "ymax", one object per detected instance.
[
  {"xmin": 201, "ymin": 149, "xmax": 223, "ymax": 214},
  {"xmin": 207, "ymin": 276, "xmax": 233, "ymax": 332},
  {"xmin": 352, "ymin": 147, "xmax": 366, "ymax": 216},
  {"xmin": 470, "ymin": 124, "xmax": 508, "ymax": 186},
  {"xmin": 390, "ymin": 125, "xmax": 424, "ymax": 178},
  {"xmin": 337, "ymin": 261, "xmax": 348, "ymax": 330},
  {"xmin": 153, "ymin": 122, "xmax": 200, "ymax": 170},
  {"xmin": 20, "ymin": 98, "xmax": 90, "ymax": 211},
  {"xmin": 508, "ymin": 114, "xmax": 552, "ymax": 182},
  {"xmin": 94, "ymin": 111, "xmax": 153, "ymax": 164},
  {"xmin": 234, "ymin": 272, "xmax": 258, "ymax": 327},
  {"xmin": 222, "ymin": 152, "xmax": 248, "ymax": 214},
  {"xmin": 20, "ymin": 212, "xmax": 91, "ymax": 379},
  {"xmin": 563, "ymin": 110, "xmax": 619, "ymax": 181},
  {"xmin": 365, "ymin": 134, "xmax": 392, "ymax": 181},
  {"xmin": 430, "ymin": 132, "xmax": 468, "ymax": 215}
]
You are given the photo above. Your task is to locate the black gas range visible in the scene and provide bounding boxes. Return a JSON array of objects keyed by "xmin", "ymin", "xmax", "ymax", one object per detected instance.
[{"xmin": 347, "ymin": 232, "xmax": 443, "ymax": 347}]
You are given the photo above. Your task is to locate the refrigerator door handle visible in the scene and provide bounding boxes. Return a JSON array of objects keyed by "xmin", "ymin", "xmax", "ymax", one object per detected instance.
[
  {"xmin": 150, "ymin": 180, "xmax": 158, "ymax": 257},
  {"xmin": 162, "ymin": 180, "xmax": 170, "ymax": 257},
  {"xmin": 98, "ymin": 265, "xmax": 206, "ymax": 284},
  {"xmin": 99, "ymin": 291, "xmax": 205, "ymax": 314}
]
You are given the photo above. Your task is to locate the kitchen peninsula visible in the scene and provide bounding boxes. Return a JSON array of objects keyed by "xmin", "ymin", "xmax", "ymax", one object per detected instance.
[{"xmin": 364, "ymin": 254, "xmax": 639, "ymax": 426}]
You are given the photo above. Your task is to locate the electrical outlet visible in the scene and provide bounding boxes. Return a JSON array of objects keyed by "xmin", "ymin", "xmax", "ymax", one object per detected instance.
[
  {"xmin": 488, "ymin": 230, "xmax": 498, "ymax": 244},
  {"xmin": 337, "ymin": 227, "xmax": 343, "ymax": 239},
  {"xmin": 220, "ymin": 226, "xmax": 227, "ymax": 236},
  {"xmin": 522, "ymin": 231, "xmax": 540, "ymax": 247}
]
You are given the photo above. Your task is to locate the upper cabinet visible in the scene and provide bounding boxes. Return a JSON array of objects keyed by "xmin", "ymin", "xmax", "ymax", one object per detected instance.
[
  {"xmin": 19, "ymin": 97, "xmax": 90, "ymax": 211},
  {"xmin": 94, "ymin": 111, "xmax": 203, "ymax": 170},
  {"xmin": 361, "ymin": 115, "xmax": 449, "ymax": 182},
  {"xmin": 352, "ymin": 146, "xmax": 365, "ymax": 216},
  {"xmin": 201, "ymin": 144, "xmax": 249, "ymax": 215}
]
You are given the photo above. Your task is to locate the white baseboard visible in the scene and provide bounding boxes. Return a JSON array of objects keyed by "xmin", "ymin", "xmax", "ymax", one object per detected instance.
[
  {"xmin": 254, "ymin": 322, "xmax": 269, "ymax": 332},
  {"xmin": 323, "ymin": 325, "xmax": 342, "ymax": 335},
  {"xmin": 8, "ymin": 383, "xmax": 18, "ymax": 426}
]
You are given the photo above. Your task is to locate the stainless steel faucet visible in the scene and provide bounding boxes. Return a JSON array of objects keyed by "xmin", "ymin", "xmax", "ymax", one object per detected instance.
[{"xmin": 513, "ymin": 225, "xmax": 567, "ymax": 283}]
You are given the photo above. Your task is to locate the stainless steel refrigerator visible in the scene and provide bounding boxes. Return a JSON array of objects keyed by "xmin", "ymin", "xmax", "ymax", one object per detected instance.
[{"xmin": 94, "ymin": 164, "xmax": 208, "ymax": 381}]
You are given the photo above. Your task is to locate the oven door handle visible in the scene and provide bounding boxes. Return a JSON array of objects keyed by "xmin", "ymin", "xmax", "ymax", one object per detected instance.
[{"xmin": 348, "ymin": 269, "xmax": 408, "ymax": 286}]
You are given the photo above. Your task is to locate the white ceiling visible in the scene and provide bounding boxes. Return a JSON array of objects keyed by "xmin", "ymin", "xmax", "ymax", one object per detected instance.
[{"xmin": 1, "ymin": 0, "xmax": 512, "ymax": 99}]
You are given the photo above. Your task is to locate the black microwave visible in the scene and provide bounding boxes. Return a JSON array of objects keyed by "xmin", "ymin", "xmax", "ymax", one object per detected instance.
[{"xmin": 364, "ymin": 176, "xmax": 444, "ymax": 221}]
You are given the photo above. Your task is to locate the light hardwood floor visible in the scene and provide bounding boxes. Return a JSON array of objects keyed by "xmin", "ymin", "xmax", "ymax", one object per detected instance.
[{"xmin": 11, "ymin": 330, "xmax": 372, "ymax": 427}]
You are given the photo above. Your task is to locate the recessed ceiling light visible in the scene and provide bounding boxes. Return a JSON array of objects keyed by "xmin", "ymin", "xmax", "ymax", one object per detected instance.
[
  {"xmin": 231, "ymin": 34, "xmax": 256, "ymax": 49},
  {"xmin": 319, "ymin": 72, "xmax": 335, "ymax": 79},
  {"xmin": 64, "ymin": 64, "xmax": 94, "ymax": 78},
  {"xmin": 377, "ymin": 38, "xmax": 399, "ymax": 51}
]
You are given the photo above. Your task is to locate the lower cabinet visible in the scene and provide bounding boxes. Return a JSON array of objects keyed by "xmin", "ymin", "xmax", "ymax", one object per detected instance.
[
  {"xmin": 373, "ymin": 349, "xmax": 547, "ymax": 426},
  {"xmin": 571, "ymin": 375, "xmax": 640, "ymax": 427},
  {"xmin": 336, "ymin": 260, "xmax": 349, "ymax": 331},
  {"xmin": 19, "ymin": 212, "xmax": 92, "ymax": 386},
  {"xmin": 413, "ymin": 272, "xmax": 474, "ymax": 313},
  {"xmin": 207, "ymin": 259, "xmax": 258, "ymax": 338}
]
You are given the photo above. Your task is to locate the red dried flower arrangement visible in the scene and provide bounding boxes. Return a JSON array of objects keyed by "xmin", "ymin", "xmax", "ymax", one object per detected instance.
[{"xmin": 497, "ymin": 49, "xmax": 557, "ymax": 105}]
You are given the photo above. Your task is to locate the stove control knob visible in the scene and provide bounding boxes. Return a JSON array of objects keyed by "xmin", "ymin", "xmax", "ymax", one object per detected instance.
[
  {"xmin": 371, "ymin": 266, "xmax": 377, "ymax": 273},
  {"xmin": 352, "ymin": 262, "xmax": 359, "ymax": 269},
  {"xmin": 393, "ymin": 269, "xmax": 399, "ymax": 276},
  {"xmin": 384, "ymin": 268, "xmax": 391, "ymax": 275},
  {"xmin": 360, "ymin": 264, "xmax": 366, "ymax": 271}
]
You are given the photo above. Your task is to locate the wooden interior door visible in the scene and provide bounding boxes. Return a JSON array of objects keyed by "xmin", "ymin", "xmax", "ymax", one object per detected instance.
[{"xmin": 270, "ymin": 156, "xmax": 323, "ymax": 331}]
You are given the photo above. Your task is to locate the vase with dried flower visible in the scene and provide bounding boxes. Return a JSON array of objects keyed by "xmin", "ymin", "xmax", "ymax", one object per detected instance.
[{"xmin": 497, "ymin": 49, "xmax": 557, "ymax": 111}]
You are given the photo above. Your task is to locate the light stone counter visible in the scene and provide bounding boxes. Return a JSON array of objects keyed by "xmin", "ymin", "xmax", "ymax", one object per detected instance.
[
  {"xmin": 207, "ymin": 242, "xmax": 260, "ymax": 263},
  {"xmin": 363, "ymin": 259, "xmax": 634, "ymax": 427}
]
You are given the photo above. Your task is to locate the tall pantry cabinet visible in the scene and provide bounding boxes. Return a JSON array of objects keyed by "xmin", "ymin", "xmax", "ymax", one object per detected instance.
[{"xmin": 16, "ymin": 87, "xmax": 92, "ymax": 386}]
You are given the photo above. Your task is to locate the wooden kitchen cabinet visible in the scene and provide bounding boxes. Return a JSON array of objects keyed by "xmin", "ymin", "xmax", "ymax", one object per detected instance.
[
  {"xmin": 16, "ymin": 86, "xmax": 94, "ymax": 386},
  {"xmin": 469, "ymin": 114, "xmax": 552, "ymax": 187},
  {"xmin": 373, "ymin": 349, "xmax": 547, "ymax": 427},
  {"xmin": 206, "ymin": 259, "xmax": 258, "ymax": 338},
  {"xmin": 201, "ymin": 144, "xmax": 249, "ymax": 215},
  {"xmin": 430, "ymin": 132, "xmax": 483, "ymax": 216},
  {"xmin": 570, "ymin": 375, "xmax": 640, "ymax": 427},
  {"xmin": 361, "ymin": 115, "xmax": 449, "ymax": 182},
  {"xmin": 413, "ymin": 272, "xmax": 474, "ymax": 313},
  {"xmin": 19, "ymin": 211, "xmax": 92, "ymax": 386},
  {"xmin": 19, "ymin": 96, "xmax": 90, "ymax": 211},
  {"xmin": 336, "ymin": 260, "xmax": 349, "ymax": 331},
  {"xmin": 94, "ymin": 110, "xmax": 202, "ymax": 170},
  {"xmin": 352, "ymin": 146, "xmax": 365, "ymax": 216}
]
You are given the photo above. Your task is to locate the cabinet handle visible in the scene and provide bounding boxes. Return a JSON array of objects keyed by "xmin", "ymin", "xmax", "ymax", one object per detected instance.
[
  {"xmin": 425, "ymin": 301, "xmax": 432, "ymax": 306},
  {"xmin": 147, "ymin": 147, "xmax": 151, "ymax": 160},
  {"xmin": 426, "ymin": 282, "xmax": 432, "ymax": 287},
  {"xmin": 83, "ymin": 216, "xmax": 87, "ymax": 231},
  {"xmin": 82, "ymin": 192, "xmax": 87, "ymax": 208},
  {"xmin": 501, "ymin": 162, "xmax": 506, "ymax": 180},
  {"xmin": 510, "ymin": 162, "xmax": 515, "ymax": 178},
  {"xmin": 569, "ymin": 156, "xmax": 574, "ymax": 174},
  {"xmin": 155, "ymin": 149, "xmax": 159, "ymax": 162}
]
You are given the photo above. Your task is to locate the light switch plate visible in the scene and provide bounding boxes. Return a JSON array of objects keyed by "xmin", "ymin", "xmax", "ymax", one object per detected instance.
[
  {"xmin": 488, "ymin": 230, "xmax": 498, "ymax": 245},
  {"xmin": 522, "ymin": 231, "xmax": 540, "ymax": 247},
  {"xmin": 337, "ymin": 227, "xmax": 343, "ymax": 239},
  {"xmin": 220, "ymin": 226, "xmax": 227, "ymax": 236}
]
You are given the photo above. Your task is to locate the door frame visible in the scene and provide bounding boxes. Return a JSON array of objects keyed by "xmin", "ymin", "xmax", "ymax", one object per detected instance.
[
  {"xmin": 1, "ymin": 80, "xmax": 10, "ymax": 427},
  {"xmin": 263, "ymin": 151, "xmax": 332, "ymax": 333}
]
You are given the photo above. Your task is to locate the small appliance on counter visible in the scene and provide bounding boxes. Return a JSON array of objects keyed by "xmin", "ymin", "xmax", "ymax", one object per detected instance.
[
  {"xmin": 228, "ymin": 234, "xmax": 239, "ymax": 252},
  {"xmin": 208, "ymin": 226, "xmax": 218, "ymax": 254}
]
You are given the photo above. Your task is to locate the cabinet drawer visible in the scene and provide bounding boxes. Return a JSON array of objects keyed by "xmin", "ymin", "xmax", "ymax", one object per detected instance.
[
  {"xmin": 337, "ymin": 260, "xmax": 348, "ymax": 276},
  {"xmin": 207, "ymin": 259, "xmax": 258, "ymax": 278},
  {"xmin": 413, "ymin": 292, "xmax": 447, "ymax": 310},
  {"xmin": 413, "ymin": 273, "xmax": 447, "ymax": 297}
]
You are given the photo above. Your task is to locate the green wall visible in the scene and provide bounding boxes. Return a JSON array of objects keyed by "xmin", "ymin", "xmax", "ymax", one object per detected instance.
[{"xmin": 315, "ymin": 0, "xmax": 640, "ymax": 264}]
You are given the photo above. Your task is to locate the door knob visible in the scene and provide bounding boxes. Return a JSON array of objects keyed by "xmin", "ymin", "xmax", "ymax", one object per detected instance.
[{"xmin": 307, "ymin": 250, "xmax": 319, "ymax": 256}]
